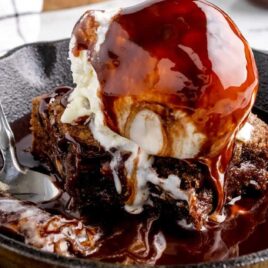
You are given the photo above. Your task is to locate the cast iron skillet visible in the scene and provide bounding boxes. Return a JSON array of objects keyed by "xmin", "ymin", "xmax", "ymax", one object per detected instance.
[{"xmin": 0, "ymin": 39, "xmax": 267, "ymax": 268}]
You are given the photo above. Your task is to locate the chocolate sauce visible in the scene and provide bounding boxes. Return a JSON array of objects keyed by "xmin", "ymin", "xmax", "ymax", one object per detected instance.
[
  {"xmin": 39, "ymin": 86, "xmax": 73, "ymax": 116},
  {"xmin": 72, "ymin": 0, "xmax": 259, "ymax": 218},
  {"xmin": 4, "ymin": 114, "xmax": 268, "ymax": 265},
  {"xmin": 0, "ymin": 0, "xmax": 264, "ymax": 264}
]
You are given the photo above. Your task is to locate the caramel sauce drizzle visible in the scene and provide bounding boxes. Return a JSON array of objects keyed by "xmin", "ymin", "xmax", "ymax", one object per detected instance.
[{"xmin": 72, "ymin": 0, "xmax": 258, "ymax": 218}]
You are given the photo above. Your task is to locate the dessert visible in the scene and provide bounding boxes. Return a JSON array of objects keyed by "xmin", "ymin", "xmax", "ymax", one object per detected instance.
[
  {"xmin": 0, "ymin": 0, "xmax": 267, "ymax": 265},
  {"xmin": 31, "ymin": 88, "xmax": 268, "ymax": 230},
  {"xmin": 33, "ymin": 0, "xmax": 261, "ymax": 228}
]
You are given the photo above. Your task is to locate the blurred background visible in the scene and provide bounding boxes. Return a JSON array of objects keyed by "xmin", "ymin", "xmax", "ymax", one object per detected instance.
[{"xmin": 0, "ymin": 0, "xmax": 268, "ymax": 56}]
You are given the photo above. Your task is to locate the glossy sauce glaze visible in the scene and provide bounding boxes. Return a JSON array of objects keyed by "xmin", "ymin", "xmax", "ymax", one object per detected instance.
[
  {"xmin": 3, "ymin": 117, "xmax": 268, "ymax": 265},
  {"xmin": 0, "ymin": 1, "xmax": 265, "ymax": 265},
  {"xmin": 72, "ymin": 0, "xmax": 258, "ymax": 217}
]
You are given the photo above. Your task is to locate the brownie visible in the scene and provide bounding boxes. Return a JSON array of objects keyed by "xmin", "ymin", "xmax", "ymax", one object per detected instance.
[{"xmin": 31, "ymin": 87, "xmax": 268, "ymax": 229}]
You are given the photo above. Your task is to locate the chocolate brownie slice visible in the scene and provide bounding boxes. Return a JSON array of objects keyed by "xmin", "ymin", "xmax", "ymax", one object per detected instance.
[{"xmin": 31, "ymin": 87, "xmax": 268, "ymax": 229}]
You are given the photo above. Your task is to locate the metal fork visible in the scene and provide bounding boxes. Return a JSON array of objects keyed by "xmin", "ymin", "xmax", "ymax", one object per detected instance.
[{"xmin": 0, "ymin": 103, "xmax": 59, "ymax": 203}]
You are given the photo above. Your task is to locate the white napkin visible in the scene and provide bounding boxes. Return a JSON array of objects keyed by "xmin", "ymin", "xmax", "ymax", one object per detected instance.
[{"xmin": 0, "ymin": 0, "xmax": 43, "ymax": 55}]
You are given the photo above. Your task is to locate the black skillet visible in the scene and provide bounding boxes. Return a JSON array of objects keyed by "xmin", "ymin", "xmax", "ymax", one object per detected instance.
[{"xmin": 0, "ymin": 39, "xmax": 267, "ymax": 268}]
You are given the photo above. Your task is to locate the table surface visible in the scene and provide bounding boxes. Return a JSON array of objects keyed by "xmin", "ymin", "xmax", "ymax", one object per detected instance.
[{"xmin": 0, "ymin": 0, "xmax": 268, "ymax": 56}]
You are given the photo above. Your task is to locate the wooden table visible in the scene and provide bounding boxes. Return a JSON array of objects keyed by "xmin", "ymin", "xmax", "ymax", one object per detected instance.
[{"xmin": 43, "ymin": 0, "xmax": 104, "ymax": 11}]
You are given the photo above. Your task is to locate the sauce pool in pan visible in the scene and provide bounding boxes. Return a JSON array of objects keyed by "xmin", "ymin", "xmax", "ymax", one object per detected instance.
[{"xmin": 4, "ymin": 113, "xmax": 268, "ymax": 265}]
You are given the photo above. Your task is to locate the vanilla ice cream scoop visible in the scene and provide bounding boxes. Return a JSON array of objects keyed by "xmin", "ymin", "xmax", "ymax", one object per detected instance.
[
  {"xmin": 63, "ymin": 0, "xmax": 258, "ymax": 161},
  {"xmin": 61, "ymin": 0, "xmax": 259, "ymax": 219}
]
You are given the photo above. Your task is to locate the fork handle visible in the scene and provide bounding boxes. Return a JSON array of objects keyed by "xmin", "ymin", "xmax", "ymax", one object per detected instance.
[{"xmin": 0, "ymin": 103, "xmax": 25, "ymax": 183}]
